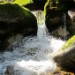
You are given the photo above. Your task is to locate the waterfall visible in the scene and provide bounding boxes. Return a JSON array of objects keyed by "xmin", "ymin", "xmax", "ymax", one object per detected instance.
[
  {"xmin": 0, "ymin": 10, "xmax": 65, "ymax": 75},
  {"xmin": 63, "ymin": 13, "xmax": 67, "ymax": 40}
]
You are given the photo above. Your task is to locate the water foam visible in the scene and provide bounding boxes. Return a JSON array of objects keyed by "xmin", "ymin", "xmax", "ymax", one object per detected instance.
[
  {"xmin": 0, "ymin": 34, "xmax": 65, "ymax": 75},
  {"xmin": 0, "ymin": 10, "xmax": 65, "ymax": 75}
]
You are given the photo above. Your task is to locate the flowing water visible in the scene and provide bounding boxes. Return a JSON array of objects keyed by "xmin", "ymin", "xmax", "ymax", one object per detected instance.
[
  {"xmin": 0, "ymin": 10, "xmax": 65, "ymax": 75},
  {"xmin": 63, "ymin": 13, "xmax": 67, "ymax": 40}
]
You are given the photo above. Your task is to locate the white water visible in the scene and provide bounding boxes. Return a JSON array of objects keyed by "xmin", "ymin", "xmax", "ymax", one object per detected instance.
[{"xmin": 0, "ymin": 11, "xmax": 65, "ymax": 75}]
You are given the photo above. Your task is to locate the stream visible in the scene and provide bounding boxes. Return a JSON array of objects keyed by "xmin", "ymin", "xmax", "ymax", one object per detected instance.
[{"xmin": 0, "ymin": 10, "xmax": 65, "ymax": 75}]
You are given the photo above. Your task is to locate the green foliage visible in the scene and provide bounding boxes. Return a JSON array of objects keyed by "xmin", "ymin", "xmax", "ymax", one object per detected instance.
[
  {"xmin": 44, "ymin": 0, "xmax": 59, "ymax": 16},
  {"xmin": 14, "ymin": 0, "xmax": 33, "ymax": 6},
  {"xmin": 0, "ymin": 0, "xmax": 33, "ymax": 6},
  {"xmin": 52, "ymin": 35, "xmax": 75, "ymax": 58},
  {"xmin": 44, "ymin": 0, "xmax": 50, "ymax": 16},
  {"xmin": 61, "ymin": 35, "xmax": 75, "ymax": 50}
]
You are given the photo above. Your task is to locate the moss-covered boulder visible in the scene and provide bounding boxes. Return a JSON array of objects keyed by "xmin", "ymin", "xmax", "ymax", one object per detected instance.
[
  {"xmin": 53, "ymin": 35, "xmax": 75, "ymax": 73},
  {"xmin": 0, "ymin": 3, "xmax": 37, "ymax": 51}
]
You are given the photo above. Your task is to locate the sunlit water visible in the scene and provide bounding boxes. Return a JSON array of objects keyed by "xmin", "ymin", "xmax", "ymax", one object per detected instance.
[{"xmin": 0, "ymin": 11, "xmax": 65, "ymax": 75}]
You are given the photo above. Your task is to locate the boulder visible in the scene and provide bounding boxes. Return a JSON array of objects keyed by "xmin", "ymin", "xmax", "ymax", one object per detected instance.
[
  {"xmin": 46, "ymin": 9, "xmax": 63, "ymax": 31},
  {"xmin": 53, "ymin": 46, "xmax": 75, "ymax": 73},
  {"xmin": 53, "ymin": 35, "xmax": 75, "ymax": 73},
  {"xmin": 0, "ymin": 3, "xmax": 37, "ymax": 51},
  {"xmin": 46, "ymin": 9, "xmax": 69, "ymax": 39},
  {"xmin": 67, "ymin": 10, "xmax": 75, "ymax": 35},
  {"xmin": 4, "ymin": 65, "xmax": 14, "ymax": 75}
]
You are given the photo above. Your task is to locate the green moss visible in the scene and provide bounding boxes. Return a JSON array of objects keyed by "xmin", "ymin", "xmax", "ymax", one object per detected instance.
[
  {"xmin": 0, "ymin": 0, "xmax": 33, "ymax": 6},
  {"xmin": 0, "ymin": 3, "xmax": 35, "ymax": 22},
  {"xmin": 53, "ymin": 35, "xmax": 75, "ymax": 57},
  {"xmin": 61, "ymin": 35, "xmax": 75, "ymax": 50},
  {"xmin": 14, "ymin": 0, "xmax": 33, "ymax": 6}
]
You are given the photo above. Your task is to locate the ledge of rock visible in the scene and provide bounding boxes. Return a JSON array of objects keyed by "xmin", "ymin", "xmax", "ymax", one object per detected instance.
[{"xmin": 0, "ymin": 3, "xmax": 37, "ymax": 51}]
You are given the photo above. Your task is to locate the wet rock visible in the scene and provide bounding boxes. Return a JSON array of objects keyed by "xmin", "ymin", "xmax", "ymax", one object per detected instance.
[
  {"xmin": 51, "ymin": 26, "xmax": 69, "ymax": 39},
  {"xmin": 46, "ymin": 9, "xmax": 63, "ymax": 31},
  {"xmin": 4, "ymin": 65, "xmax": 14, "ymax": 75},
  {"xmin": 46, "ymin": 9, "xmax": 69, "ymax": 39},
  {"xmin": 53, "ymin": 45, "xmax": 75, "ymax": 73},
  {"xmin": 0, "ymin": 3, "xmax": 37, "ymax": 51},
  {"xmin": 67, "ymin": 10, "xmax": 75, "ymax": 35},
  {"xmin": 68, "ymin": 10, "xmax": 75, "ymax": 21}
]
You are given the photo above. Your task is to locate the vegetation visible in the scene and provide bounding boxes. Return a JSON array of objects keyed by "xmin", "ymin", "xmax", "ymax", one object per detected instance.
[
  {"xmin": 44, "ymin": 0, "xmax": 59, "ymax": 16},
  {"xmin": 60, "ymin": 35, "xmax": 75, "ymax": 51},
  {"xmin": 14, "ymin": 0, "xmax": 33, "ymax": 6},
  {"xmin": 0, "ymin": 0, "xmax": 33, "ymax": 6},
  {"xmin": 44, "ymin": 0, "xmax": 50, "ymax": 16},
  {"xmin": 53, "ymin": 35, "xmax": 75, "ymax": 58},
  {"xmin": 0, "ymin": 3, "xmax": 32, "ymax": 19}
]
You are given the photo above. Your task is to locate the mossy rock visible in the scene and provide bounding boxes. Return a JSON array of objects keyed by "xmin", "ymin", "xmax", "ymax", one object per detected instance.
[
  {"xmin": 13, "ymin": 0, "xmax": 33, "ymax": 6},
  {"xmin": 53, "ymin": 35, "xmax": 75, "ymax": 73},
  {"xmin": 0, "ymin": 3, "xmax": 37, "ymax": 51}
]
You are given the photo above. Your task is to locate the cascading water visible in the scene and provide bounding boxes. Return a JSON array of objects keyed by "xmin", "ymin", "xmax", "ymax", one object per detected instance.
[
  {"xmin": 63, "ymin": 13, "xmax": 67, "ymax": 40},
  {"xmin": 0, "ymin": 10, "xmax": 65, "ymax": 75}
]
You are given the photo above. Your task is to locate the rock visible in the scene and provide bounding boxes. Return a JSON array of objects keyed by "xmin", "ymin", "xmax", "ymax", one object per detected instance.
[
  {"xmin": 4, "ymin": 65, "xmax": 14, "ymax": 75},
  {"xmin": 51, "ymin": 26, "xmax": 69, "ymax": 39},
  {"xmin": 67, "ymin": 10, "xmax": 75, "ymax": 35},
  {"xmin": 46, "ymin": 9, "xmax": 69, "ymax": 39},
  {"xmin": 45, "ymin": 0, "xmax": 75, "ymax": 39},
  {"xmin": 0, "ymin": 3, "xmax": 37, "ymax": 51},
  {"xmin": 53, "ymin": 46, "xmax": 75, "ymax": 73},
  {"xmin": 68, "ymin": 10, "xmax": 75, "ymax": 21},
  {"xmin": 58, "ymin": 0, "xmax": 75, "ymax": 10},
  {"xmin": 46, "ymin": 9, "xmax": 63, "ymax": 31},
  {"xmin": 53, "ymin": 35, "xmax": 75, "ymax": 73},
  {"xmin": 32, "ymin": 0, "xmax": 47, "ymax": 9}
]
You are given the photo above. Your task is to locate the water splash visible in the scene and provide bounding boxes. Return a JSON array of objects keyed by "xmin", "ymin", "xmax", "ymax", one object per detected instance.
[{"xmin": 0, "ymin": 10, "xmax": 65, "ymax": 75}]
